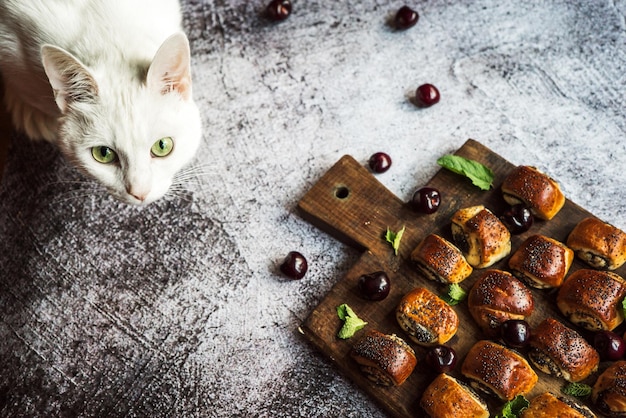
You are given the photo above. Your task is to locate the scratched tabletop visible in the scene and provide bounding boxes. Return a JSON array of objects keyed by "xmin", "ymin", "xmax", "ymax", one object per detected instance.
[{"xmin": 1, "ymin": 1, "xmax": 626, "ymax": 417}]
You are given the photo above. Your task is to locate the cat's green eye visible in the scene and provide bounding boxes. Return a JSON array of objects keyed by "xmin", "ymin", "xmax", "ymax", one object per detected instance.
[
  {"xmin": 91, "ymin": 146, "xmax": 117, "ymax": 164},
  {"xmin": 151, "ymin": 136, "xmax": 174, "ymax": 157}
]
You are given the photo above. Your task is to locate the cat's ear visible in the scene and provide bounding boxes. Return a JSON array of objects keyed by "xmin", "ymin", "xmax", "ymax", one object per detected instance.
[
  {"xmin": 41, "ymin": 45, "xmax": 99, "ymax": 114},
  {"xmin": 147, "ymin": 33, "xmax": 192, "ymax": 100}
]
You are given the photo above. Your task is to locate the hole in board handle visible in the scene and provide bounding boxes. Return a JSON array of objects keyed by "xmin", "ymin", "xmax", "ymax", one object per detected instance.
[{"xmin": 334, "ymin": 185, "xmax": 350, "ymax": 199}]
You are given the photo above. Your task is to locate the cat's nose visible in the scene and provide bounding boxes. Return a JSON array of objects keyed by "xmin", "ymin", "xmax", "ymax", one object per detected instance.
[
  {"xmin": 127, "ymin": 185, "xmax": 150, "ymax": 202},
  {"xmin": 131, "ymin": 192, "xmax": 147, "ymax": 202}
]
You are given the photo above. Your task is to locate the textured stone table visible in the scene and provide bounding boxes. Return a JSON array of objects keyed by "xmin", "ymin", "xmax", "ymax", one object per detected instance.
[{"xmin": 1, "ymin": 1, "xmax": 626, "ymax": 416}]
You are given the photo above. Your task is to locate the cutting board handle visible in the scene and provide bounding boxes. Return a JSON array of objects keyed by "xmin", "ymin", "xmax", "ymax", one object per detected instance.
[{"xmin": 297, "ymin": 155, "xmax": 412, "ymax": 254}]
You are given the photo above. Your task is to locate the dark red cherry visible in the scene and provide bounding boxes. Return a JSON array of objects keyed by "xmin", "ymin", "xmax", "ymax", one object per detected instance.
[
  {"xmin": 500, "ymin": 204, "xmax": 534, "ymax": 234},
  {"xmin": 280, "ymin": 251, "xmax": 308, "ymax": 279},
  {"xmin": 368, "ymin": 152, "xmax": 392, "ymax": 173},
  {"xmin": 411, "ymin": 187, "xmax": 441, "ymax": 214},
  {"xmin": 415, "ymin": 84, "xmax": 440, "ymax": 107},
  {"xmin": 266, "ymin": 0, "xmax": 292, "ymax": 21},
  {"xmin": 594, "ymin": 331, "xmax": 626, "ymax": 361},
  {"xmin": 425, "ymin": 345, "xmax": 457, "ymax": 373},
  {"xmin": 395, "ymin": 6, "xmax": 419, "ymax": 29},
  {"xmin": 358, "ymin": 271, "xmax": 391, "ymax": 301},
  {"xmin": 500, "ymin": 319, "xmax": 531, "ymax": 348}
]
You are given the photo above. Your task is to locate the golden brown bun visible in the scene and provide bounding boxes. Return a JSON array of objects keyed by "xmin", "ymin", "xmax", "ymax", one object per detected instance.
[
  {"xmin": 521, "ymin": 392, "xmax": 596, "ymax": 418},
  {"xmin": 592, "ymin": 360, "xmax": 626, "ymax": 416},
  {"xmin": 557, "ymin": 269, "xmax": 626, "ymax": 331},
  {"xmin": 528, "ymin": 318, "xmax": 599, "ymax": 382},
  {"xmin": 461, "ymin": 340, "xmax": 538, "ymax": 401},
  {"xmin": 451, "ymin": 205, "xmax": 511, "ymax": 268},
  {"xmin": 410, "ymin": 234, "xmax": 473, "ymax": 284},
  {"xmin": 468, "ymin": 269, "xmax": 534, "ymax": 337},
  {"xmin": 350, "ymin": 330, "xmax": 416, "ymax": 386},
  {"xmin": 508, "ymin": 234, "xmax": 574, "ymax": 288},
  {"xmin": 501, "ymin": 165, "xmax": 565, "ymax": 220},
  {"xmin": 567, "ymin": 217, "xmax": 626, "ymax": 270},
  {"xmin": 396, "ymin": 287, "xmax": 459, "ymax": 346},
  {"xmin": 420, "ymin": 373, "xmax": 489, "ymax": 418}
]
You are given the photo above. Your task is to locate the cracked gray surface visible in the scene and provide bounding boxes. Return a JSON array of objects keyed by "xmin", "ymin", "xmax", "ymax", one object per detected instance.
[{"xmin": 2, "ymin": 1, "xmax": 626, "ymax": 416}]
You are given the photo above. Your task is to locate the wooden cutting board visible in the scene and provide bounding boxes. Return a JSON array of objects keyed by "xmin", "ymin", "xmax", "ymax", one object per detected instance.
[{"xmin": 297, "ymin": 139, "xmax": 624, "ymax": 417}]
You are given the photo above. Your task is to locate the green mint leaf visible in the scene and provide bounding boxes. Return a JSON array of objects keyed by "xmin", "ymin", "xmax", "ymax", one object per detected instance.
[
  {"xmin": 336, "ymin": 304, "xmax": 367, "ymax": 339},
  {"xmin": 385, "ymin": 226, "xmax": 406, "ymax": 256},
  {"xmin": 495, "ymin": 395, "xmax": 529, "ymax": 418},
  {"xmin": 442, "ymin": 283, "xmax": 467, "ymax": 306},
  {"xmin": 336, "ymin": 304, "xmax": 348, "ymax": 321},
  {"xmin": 337, "ymin": 316, "xmax": 368, "ymax": 339},
  {"xmin": 337, "ymin": 303, "xmax": 357, "ymax": 321},
  {"xmin": 562, "ymin": 382, "xmax": 592, "ymax": 398},
  {"xmin": 622, "ymin": 297, "xmax": 626, "ymax": 319},
  {"xmin": 437, "ymin": 154, "xmax": 494, "ymax": 191}
]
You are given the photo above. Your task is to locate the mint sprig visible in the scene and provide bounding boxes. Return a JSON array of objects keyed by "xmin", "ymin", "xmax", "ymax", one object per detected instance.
[
  {"xmin": 437, "ymin": 154, "xmax": 494, "ymax": 191},
  {"xmin": 385, "ymin": 226, "xmax": 406, "ymax": 256},
  {"xmin": 441, "ymin": 283, "xmax": 467, "ymax": 306},
  {"xmin": 495, "ymin": 395, "xmax": 529, "ymax": 418},
  {"xmin": 336, "ymin": 304, "xmax": 367, "ymax": 339},
  {"xmin": 562, "ymin": 382, "xmax": 592, "ymax": 398}
]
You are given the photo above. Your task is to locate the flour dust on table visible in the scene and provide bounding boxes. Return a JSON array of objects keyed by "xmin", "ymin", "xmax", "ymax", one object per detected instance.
[{"xmin": 0, "ymin": 0, "xmax": 202, "ymax": 205}]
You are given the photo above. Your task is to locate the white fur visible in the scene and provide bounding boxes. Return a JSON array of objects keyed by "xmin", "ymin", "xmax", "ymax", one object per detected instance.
[{"xmin": 0, "ymin": 0, "xmax": 202, "ymax": 205}]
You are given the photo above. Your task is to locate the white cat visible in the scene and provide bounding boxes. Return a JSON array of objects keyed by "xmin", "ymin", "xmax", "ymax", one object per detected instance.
[{"xmin": 0, "ymin": 0, "xmax": 202, "ymax": 205}]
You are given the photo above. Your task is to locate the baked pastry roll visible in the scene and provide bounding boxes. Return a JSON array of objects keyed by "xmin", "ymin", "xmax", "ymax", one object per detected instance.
[
  {"xmin": 528, "ymin": 318, "xmax": 599, "ymax": 383},
  {"xmin": 461, "ymin": 340, "xmax": 538, "ymax": 401},
  {"xmin": 420, "ymin": 373, "xmax": 489, "ymax": 418},
  {"xmin": 501, "ymin": 165, "xmax": 565, "ymax": 220},
  {"xmin": 451, "ymin": 205, "xmax": 511, "ymax": 268},
  {"xmin": 508, "ymin": 234, "xmax": 574, "ymax": 288},
  {"xmin": 521, "ymin": 392, "xmax": 596, "ymax": 418},
  {"xmin": 592, "ymin": 360, "xmax": 626, "ymax": 416},
  {"xmin": 567, "ymin": 217, "xmax": 626, "ymax": 270},
  {"xmin": 410, "ymin": 234, "xmax": 473, "ymax": 284},
  {"xmin": 350, "ymin": 329, "xmax": 417, "ymax": 386},
  {"xmin": 468, "ymin": 269, "xmax": 534, "ymax": 337},
  {"xmin": 396, "ymin": 287, "xmax": 459, "ymax": 346},
  {"xmin": 557, "ymin": 269, "xmax": 626, "ymax": 331}
]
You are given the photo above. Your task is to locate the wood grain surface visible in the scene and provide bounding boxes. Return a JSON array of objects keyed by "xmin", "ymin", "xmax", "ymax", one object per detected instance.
[{"xmin": 298, "ymin": 139, "xmax": 621, "ymax": 417}]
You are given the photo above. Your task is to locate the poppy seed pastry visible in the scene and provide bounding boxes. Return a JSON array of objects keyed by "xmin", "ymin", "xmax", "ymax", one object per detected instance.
[
  {"xmin": 350, "ymin": 329, "xmax": 417, "ymax": 386},
  {"xmin": 468, "ymin": 269, "xmax": 534, "ymax": 337},
  {"xmin": 567, "ymin": 217, "xmax": 626, "ymax": 270},
  {"xmin": 508, "ymin": 234, "xmax": 574, "ymax": 288},
  {"xmin": 461, "ymin": 340, "xmax": 538, "ymax": 401},
  {"xmin": 410, "ymin": 233, "xmax": 473, "ymax": 284},
  {"xmin": 528, "ymin": 318, "xmax": 599, "ymax": 383},
  {"xmin": 557, "ymin": 269, "xmax": 626, "ymax": 331},
  {"xmin": 501, "ymin": 165, "xmax": 565, "ymax": 220},
  {"xmin": 451, "ymin": 205, "xmax": 511, "ymax": 268},
  {"xmin": 592, "ymin": 360, "xmax": 626, "ymax": 417},
  {"xmin": 396, "ymin": 287, "xmax": 459, "ymax": 346},
  {"xmin": 420, "ymin": 373, "xmax": 489, "ymax": 418},
  {"xmin": 521, "ymin": 392, "xmax": 596, "ymax": 418}
]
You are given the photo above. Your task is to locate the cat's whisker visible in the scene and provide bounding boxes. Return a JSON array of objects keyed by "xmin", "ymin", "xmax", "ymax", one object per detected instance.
[
  {"xmin": 41, "ymin": 174, "xmax": 97, "ymax": 201},
  {"xmin": 42, "ymin": 176, "xmax": 102, "ymax": 206},
  {"xmin": 168, "ymin": 183, "xmax": 196, "ymax": 194},
  {"xmin": 174, "ymin": 164, "xmax": 217, "ymax": 181},
  {"xmin": 186, "ymin": 162, "xmax": 218, "ymax": 173},
  {"xmin": 46, "ymin": 179, "xmax": 99, "ymax": 188},
  {"xmin": 170, "ymin": 164, "xmax": 217, "ymax": 196},
  {"xmin": 49, "ymin": 189, "xmax": 96, "ymax": 206},
  {"xmin": 163, "ymin": 186, "xmax": 195, "ymax": 205}
]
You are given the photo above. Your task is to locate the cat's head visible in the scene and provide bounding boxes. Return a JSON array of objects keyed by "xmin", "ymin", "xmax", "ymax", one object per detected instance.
[{"xmin": 41, "ymin": 33, "xmax": 202, "ymax": 205}]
